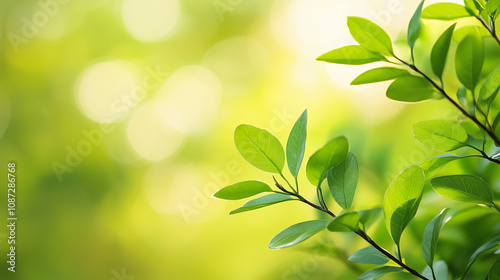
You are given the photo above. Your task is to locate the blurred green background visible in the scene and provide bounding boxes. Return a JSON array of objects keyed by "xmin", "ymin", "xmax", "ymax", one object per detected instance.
[{"xmin": 0, "ymin": 0, "xmax": 499, "ymax": 279}]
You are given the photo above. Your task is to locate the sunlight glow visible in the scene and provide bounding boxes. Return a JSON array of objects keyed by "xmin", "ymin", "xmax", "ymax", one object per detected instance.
[
  {"xmin": 127, "ymin": 101, "xmax": 183, "ymax": 161},
  {"xmin": 122, "ymin": 0, "xmax": 179, "ymax": 42},
  {"xmin": 77, "ymin": 61, "xmax": 137, "ymax": 123},
  {"xmin": 202, "ymin": 37, "xmax": 267, "ymax": 97},
  {"xmin": 156, "ymin": 65, "xmax": 221, "ymax": 134}
]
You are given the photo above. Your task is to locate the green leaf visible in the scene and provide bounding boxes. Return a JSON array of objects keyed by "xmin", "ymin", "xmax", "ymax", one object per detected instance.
[
  {"xmin": 413, "ymin": 120, "xmax": 469, "ymax": 152},
  {"xmin": 486, "ymin": 0, "xmax": 500, "ymax": 16},
  {"xmin": 472, "ymin": 0, "xmax": 485, "ymax": 11},
  {"xmin": 486, "ymin": 259, "xmax": 500, "ymax": 280},
  {"xmin": 455, "ymin": 27, "xmax": 484, "ymax": 91},
  {"xmin": 478, "ymin": 65, "xmax": 500, "ymax": 117},
  {"xmin": 386, "ymin": 76, "xmax": 435, "ymax": 102},
  {"xmin": 326, "ymin": 153, "xmax": 358, "ymax": 209},
  {"xmin": 462, "ymin": 235, "xmax": 500, "ymax": 278},
  {"xmin": 213, "ymin": 180, "xmax": 273, "ymax": 200},
  {"xmin": 359, "ymin": 207, "xmax": 382, "ymax": 230},
  {"xmin": 384, "ymin": 165, "xmax": 425, "ymax": 246},
  {"xmin": 230, "ymin": 193, "xmax": 296, "ymax": 214},
  {"xmin": 422, "ymin": 260, "xmax": 449, "ymax": 280},
  {"xmin": 347, "ymin": 17, "xmax": 394, "ymax": 56},
  {"xmin": 431, "ymin": 23, "xmax": 456, "ymax": 80},
  {"xmin": 453, "ymin": 26, "xmax": 490, "ymax": 41},
  {"xmin": 422, "ymin": 209, "xmax": 450, "ymax": 267},
  {"xmin": 457, "ymin": 87, "xmax": 475, "ymax": 114},
  {"xmin": 234, "ymin": 124, "xmax": 285, "ymax": 173},
  {"xmin": 430, "ymin": 175, "xmax": 494, "ymax": 206},
  {"xmin": 357, "ymin": 266, "xmax": 403, "ymax": 280},
  {"xmin": 348, "ymin": 246, "xmax": 390, "ymax": 265},
  {"xmin": 269, "ymin": 220, "xmax": 330, "ymax": 249},
  {"xmin": 327, "ymin": 211, "xmax": 360, "ymax": 232},
  {"xmin": 351, "ymin": 67, "xmax": 409, "ymax": 85},
  {"xmin": 286, "ymin": 109, "xmax": 307, "ymax": 178},
  {"xmin": 464, "ymin": 0, "xmax": 478, "ymax": 15},
  {"xmin": 422, "ymin": 3, "xmax": 471, "ymax": 20},
  {"xmin": 418, "ymin": 154, "xmax": 463, "ymax": 176},
  {"xmin": 408, "ymin": 1, "xmax": 425, "ymax": 49},
  {"xmin": 317, "ymin": 45, "xmax": 388, "ymax": 65},
  {"xmin": 494, "ymin": 113, "xmax": 500, "ymax": 140},
  {"xmin": 306, "ymin": 136, "xmax": 349, "ymax": 187}
]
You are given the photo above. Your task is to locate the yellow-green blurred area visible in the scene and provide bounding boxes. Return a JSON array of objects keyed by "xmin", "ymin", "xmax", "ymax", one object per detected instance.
[{"xmin": 0, "ymin": 0, "xmax": 499, "ymax": 279}]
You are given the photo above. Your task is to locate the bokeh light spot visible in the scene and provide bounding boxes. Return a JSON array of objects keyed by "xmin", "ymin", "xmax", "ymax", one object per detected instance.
[
  {"xmin": 202, "ymin": 37, "xmax": 267, "ymax": 97},
  {"xmin": 76, "ymin": 61, "xmax": 137, "ymax": 123},
  {"xmin": 122, "ymin": 0, "xmax": 179, "ymax": 42},
  {"xmin": 156, "ymin": 65, "xmax": 221, "ymax": 134},
  {"xmin": 127, "ymin": 101, "xmax": 183, "ymax": 161}
]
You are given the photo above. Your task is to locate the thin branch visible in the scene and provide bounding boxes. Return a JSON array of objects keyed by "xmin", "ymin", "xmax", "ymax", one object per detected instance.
[
  {"xmin": 393, "ymin": 56, "xmax": 500, "ymax": 147},
  {"xmin": 279, "ymin": 172, "xmax": 297, "ymax": 193},
  {"xmin": 275, "ymin": 181, "xmax": 429, "ymax": 280},
  {"xmin": 475, "ymin": 15, "xmax": 500, "ymax": 46}
]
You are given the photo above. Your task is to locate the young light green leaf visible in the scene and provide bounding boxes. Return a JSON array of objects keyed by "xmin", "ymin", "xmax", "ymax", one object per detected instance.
[
  {"xmin": 478, "ymin": 65, "xmax": 500, "ymax": 116},
  {"xmin": 359, "ymin": 207, "xmax": 382, "ymax": 230},
  {"xmin": 455, "ymin": 27, "xmax": 484, "ymax": 91},
  {"xmin": 430, "ymin": 175, "xmax": 494, "ymax": 206},
  {"xmin": 269, "ymin": 220, "xmax": 330, "ymax": 249},
  {"xmin": 384, "ymin": 165, "xmax": 425, "ymax": 246},
  {"xmin": 357, "ymin": 266, "xmax": 403, "ymax": 280},
  {"xmin": 422, "ymin": 3, "xmax": 471, "ymax": 20},
  {"xmin": 347, "ymin": 17, "xmax": 394, "ymax": 56},
  {"xmin": 306, "ymin": 136, "xmax": 349, "ymax": 187},
  {"xmin": 418, "ymin": 154, "xmax": 463, "ymax": 176},
  {"xmin": 316, "ymin": 45, "xmax": 388, "ymax": 65},
  {"xmin": 350, "ymin": 67, "xmax": 409, "ymax": 85},
  {"xmin": 422, "ymin": 260, "xmax": 449, "ymax": 280},
  {"xmin": 431, "ymin": 23, "xmax": 456, "ymax": 80},
  {"xmin": 422, "ymin": 209, "xmax": 450, "ymax": 268},
  {"xmin": 479, "ymin": 6, "xmax": 490, "ymax": 20},
  {"xmin": 229, "ymin": 193, "xmax": 296, "ymax": 215},
  {"xmin": 408, "ymin": 1, "xmax": 425, "ymax": 50},
  {"xmin": 327, "ymin": 211, "xmax": 360, "ymax": 232},
  {"xmin": 386, "ymin": 76, "xmax": 435, "ymax": 102},
  {"xmin": 327, "ymin": 153, "xmax": 358, "ymax": 209},
  {"xmin": 234, "ymin": 124, "xmax": 285, "ymax": 173},
  {"xmin": 486, "ymin": 259, "xmax": 500, "ymax": 280},
  {"xmin": 413, "ymin": 120, "xmax": 468, "ymax": 152},
  {"xmin": 286, "ymin": 110, "xmax": 307, "ymax": 178},
  {"xmin": 213, "ymin": 180, "xmax": 273, "ymax": 200},
  {"xmin": 348, "ymin": 246, "xmax": 390, "ymax": 265},
  {"xmin": 462, "ymin": 235, "xmax": 500, "ymax": 278}
]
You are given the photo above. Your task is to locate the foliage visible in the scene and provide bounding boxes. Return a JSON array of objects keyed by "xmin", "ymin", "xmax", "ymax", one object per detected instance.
[{"xmin": 215, "ymin": 1, "xmax": 500, "ymax": 279}]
